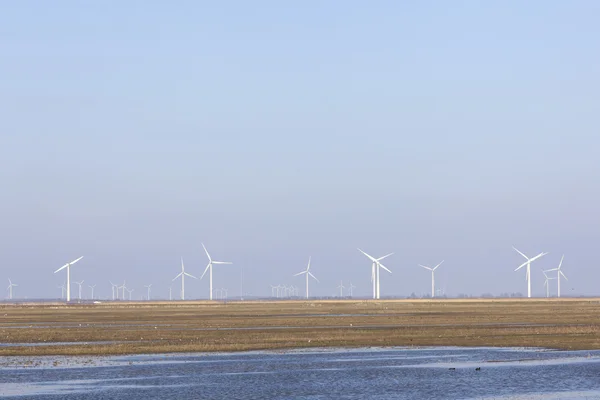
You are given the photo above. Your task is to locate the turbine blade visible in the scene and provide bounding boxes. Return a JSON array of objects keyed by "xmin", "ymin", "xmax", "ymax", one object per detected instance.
[
  {"xmin": 184, "ymin": 272, "xmax": 198, "ymax": 279},
  {"xmin": 513, "ymin": 247, "xmax": 528, "ymax": 260},
  {"xmin": 433, "ymin": 260, "xmax": 444, "ymax": 270},
  {"xmin": 376, "ymin": 253, "xmax": 394, "ymax": 262},
  {"xmin": 379, "ymin": 263, "xmax": 392, "ymax": 274},
  {"xmin": 307, "ymin": 256, "xmax": 311, "ymax": 271},
  {"xmin": 308, "ymin": 272, "xmax": 319, "ymax": 282},
  {"xmin": 358, "ymin": 248, "xmax": 377, "ymax": 262},
  {"xmin": 172, "ymin": 272, "xmax": 183, "ymax": 281},
  {"xmin": 419, "ymin": 265, "xmax": 432, "ymax": 271},
  {"xmin": 200, "ymin": 263, "xmax": 211, "ymax": 280},
  {"xmin": 54, "ymin": 263, "xmax": 69, "ymax": 273},
  {"xmin": 529, "ymin": 252, "xmax": 547, "ymax": 263},
  {"xmin": 514, "ymin": 261, "xmax": 528, "ymax": 271},
  {"xmin": 558, "ymin": 255, "xmax": 564, "ymax": 270},
  {"xmin": 202, "ymin": 243, "xmax": 211, "ymax": 262},
  {"xmin": 212, "ymin": 261, "xmax": 232, "ymax": 265},
  {"xmin": 560, "ymin": 271, "xmax": 568, "ymax": 281},
  {"xmin": 293, "ymin": 271, "xmax": 306, "ymax": 277},
  {"xmin": 70, "ymin": 256, "xmax": 84, "ymax": 265}
]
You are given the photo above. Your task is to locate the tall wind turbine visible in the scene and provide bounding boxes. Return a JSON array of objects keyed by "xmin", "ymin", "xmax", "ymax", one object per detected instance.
[
  {"xmin": 58, "ymin": 283, "xmax": 66, "ymax": 299},
  {"xmin": 144, "ymin": 284, "xmax": 152, "ymax": 301},
  {"xmin": 119, "ymin": 281, "xmax": 127, "ymax": 300},
  {"xmin": 358, "ymin": 249, "xmax": 393, "ymax": 299},
  {"xmin": 542, "ymin": 270, "xmax": 555, "ymax": 298},
  {"xmin": 74, "ymin": 280, "xmax": 84, "ymax": 300},
  {"xmin": 544, "ymin": 255, "xmax": 568, "ymax": 298},
  {"xmin": 349, "ymin": 282, "xmax": 356, "ymax": 297},
  {"xmin": 127, "ymin": 288, "xmax": 134, "ymax": 301},
  {"xmin": 337, "ymin": 280, "xmax": 345, "ymax": 297},
  {"xmin": 514, "ymin": 247, "xmax": 547, "ymax": 298},
  {"xmin": 293, "ymin": 256, "xmax": 319, "ymax": 299},
  {"xmin": 419, "ymin": 261, "xmax": 444, "ymax": 298},
  {"xmin": 173, "ymin": 257, "xmax": 197, "ymax": 300},
  {"xmin": 53, "ymin": 256, "xmax": 84, "ymax": 302},
  {"xmin": 109, "ymin": 281, "xmax": 118, "ymax": 300},
  {"xmin": 7, "ymin": 279, "xmax": 17, "ymax": 300},
  {"xmin": 201, "ymin": 243, "xmax": 232, "ymax": 301},
  {"xmin": 89, "ymin": 284, "xmax": 96, "ymax": 300}
]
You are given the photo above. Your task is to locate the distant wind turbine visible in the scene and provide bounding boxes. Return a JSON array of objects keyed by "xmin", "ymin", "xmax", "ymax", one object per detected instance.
[
  {"xmin": 144, "ymin": 284, "xmax": 152, "ymax": 301},
  {"xmin": 337, "ymin": 280, "xmax": 345, "ymax": 297},
  {"xmin": 514, "ymin": 247, "xmax": 547, "ymax": 298},
  {"xmin": 109, "ymin": 281, "xmax": 118, "ymax": 300},
  {"xmin": 53, "ymin": 256, "xmax": 84, "ymax": 302},
  {"xmin": 542, "ymin": 270, "xmax": 555, "ymax": 298},
  {"xmin": 89, "ymin": 284, "xmax": 96, "ymax": 300},
  {"xmin": 7, "ymin": 279, "xmax": 17, "ymax": 300},
  {"xmin": 173, "ymin": 257, "xmax": 197, "ymax": 300},
  {"xmin": 349, "ymin": 282, "xmax": 356, "ymax": 297},
  {"xmin": 419, "ymin": 261, "xmax": 444, "ymax": 298},
  {"xmin": 127, "ymin": 288, "xmax": 134, "ymax": 301},
  {"xmin": 201, "ymin": 243, "xmax": 232, "ymax": 301},
  {"xmin": 293, "ymin": 256, "xmax": 319, "ymax": 299},
  {"xmin": 58, "ymin": 283, "xmax": 66, "ymax": 299},
  {"xmin": 544, "ymin": 255, "xmax": 568, "ymax": 298},
  {"xmin": 358, "ymin": 249, "xmax": 393, "ymax": 299},
  {"xmin": 119, "ymin": 281, "xmax": 127, "ymax": 300},
  {"xmin": 74, "ymin": 280, "xmax": 84, "ymax": 301}
]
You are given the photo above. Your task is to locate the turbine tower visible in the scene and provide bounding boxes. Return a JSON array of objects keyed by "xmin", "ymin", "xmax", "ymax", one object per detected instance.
[
  {"xmin": 7, "ymin": 279, "xmax": 17, "ymax": 300},
  {"xmin": 144, "ymin": 284, "xmax": 152, "ymax": 301},
  {"xmin": 201, "ymin": 243, "xmax": 232, "ymax": 301},
  {"xmin": 544, "ymin": 255, "xmax": 568, "ymax": 298},
  {"xmin": 53, "ymin": 256, "xmax": 84, "ymax": 302},
  {"xmin": 514, "ymin": 247, "xmax": 547, "ymax": 298},
  {"xmin": 172, "ymin": 257, "xmax": 197, "ymax": 300},
  {"xmin": 358, "ymin": 249, "xmax": 393, "ymax": 299},
  {"xmin": 419, "ymin": 261, "xmax": 444, "ymax": 298},
  {"xmin": 293, "ymin": 256, "xmax": 319, "ymax": 299}
]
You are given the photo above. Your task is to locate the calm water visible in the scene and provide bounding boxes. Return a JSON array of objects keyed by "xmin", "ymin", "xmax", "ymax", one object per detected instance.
[{"xmin": 2, "ymin": 347, "xmax": 600, "ymax": 399}]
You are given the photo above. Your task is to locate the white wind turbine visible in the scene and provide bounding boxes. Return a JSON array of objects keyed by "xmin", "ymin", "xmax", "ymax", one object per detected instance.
[
  {"xmin": 514, "ymin": 247, "xmax": 547, "ymax": 298},
  {"xmin": 358, "ymin": 249, "xmax": 393, "ymax": 299},
  {"xmin": 58, "ymin": 283, "xmax": 66, "ymax": 299},
  {"xmin": 173, "ymin": 257, "xmax": 197, "ymax": 300},
  {"xmin": 337, "ymin": 280, "xmax": 345, "ymax": 297},
  {"xmin": 293, "ymin": 256, "xmax": 319, "ymax": 299},
  {"xmin": 89, "ymin": 284, "xmax": 96, "ymax": 300},
  {"xmin": 542, "ymin": 270, "xmax": 555, "ymax": 298},
  {"xmin": 419, "ymin": 261, "xmax": 444, "ymax": 298},
  {"xmin": 7, "ymin": 279, "xmax": 17, "ymax": 300},
  {"xmin": 144, "ymin": 284, "xmax": 152, "ymax": 300},
  {"xmin": 109, "ymin": 281, "xmax": 118, "ymax": 300},
  {"xmin": 119, "ymin": 281, "xmax": 127, "ymax": 300},
  {"xmin": 349, "ymin": 282, "xmax": 356, "ymax": 297},
  {"xmin": 544, "ymin": 255, "xmax": 568, "ymax": 298},
  {"xmin": 74, "ymin": 280, "xmax": 84, "ymax": 300},
  {"xmin": 127, "ymin": 288, "xmax": 134, "ymax": 301},
  {"xmin": 53, "ymin": 256, "xmax": 84, "ymax": 302},
  {"xmin": 200, "ymin": 243, "xmax": 232, "ymax": 301}
]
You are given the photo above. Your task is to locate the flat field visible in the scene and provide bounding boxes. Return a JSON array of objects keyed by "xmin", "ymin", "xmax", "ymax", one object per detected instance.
[{"xmin": 1, "ymin": 299, "xmax": 600, "ymax": 356}]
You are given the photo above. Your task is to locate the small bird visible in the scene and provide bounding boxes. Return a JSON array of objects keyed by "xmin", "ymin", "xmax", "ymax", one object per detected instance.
[
  {"xmin": 449, "ymin": 367, "xmax": 456, "ymax": 371},
  {"xmin": 475, "ymin": 367, "xmax": 481, "ymax": 371}
]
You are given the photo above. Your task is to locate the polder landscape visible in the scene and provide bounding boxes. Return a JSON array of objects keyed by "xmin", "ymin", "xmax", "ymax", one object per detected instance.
[{"xmin": 2, "ymin": 298, "xmax": 600, "ymax": 358}]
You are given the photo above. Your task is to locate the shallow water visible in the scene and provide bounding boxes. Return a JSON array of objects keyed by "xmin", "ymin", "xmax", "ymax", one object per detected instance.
[{"xmin": 2, "ymin": 347, "xmax": 600, "ymax": 399}]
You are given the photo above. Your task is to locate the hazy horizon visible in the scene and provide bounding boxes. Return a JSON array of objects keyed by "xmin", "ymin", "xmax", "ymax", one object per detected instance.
[{"xmin": 1, "ymin": 1, "xmax": 599, "ymax": 300}]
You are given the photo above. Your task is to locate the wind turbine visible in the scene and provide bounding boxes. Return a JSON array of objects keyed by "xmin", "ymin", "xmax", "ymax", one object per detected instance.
[
  {"xmin": 7, "ymin": 279, "xmax": 17, "ymax": 300},
  {"xmin": 201, "ymin": 243, "xmax": 232, "ymax": 301},
  {"xmin": 58, "ymin": 283, "xmax": 66, "ymax": 299},
  {"xmin": 74, "ymin": 281, "xmax": 84, "ymax": 301},
  {"xmin": 119, "ymin": 281, "xmax": 127, "ymax": 300},
  {"xmin": 53, "ymin": 256, "xmax": 84, "ymax": 302},
  {"xmin": 109, "ymin": 281, "xmax": 118, "ymax": 300},
  {"xmin": 89, "ymin": 284, "xmax": 96, "ymax": 300},
  {"xmin": 419, "ymin": 261, "xmax": 444, "ymax": 298},
  {"xmin": 337, "ymin": 280, "xmax": 345, "ymax": 297},
  {"xmin": 542, "ymin": 270, "xmax": 556, "ymax": 298},
  {"xmin": 514, "ymin": 247, "xmax": 547, "ymax": 298},
  {"xmin": 144, "ymin": 284, "xmax": 152, "ymax": 300},
  {"xmin": 172, "ymin": 257, "xmax": 197, "ymax": 300},
  {"xmin": 127, "ymin": 288, "xmax": 134, "ymax": 301},
  {"xmin": 349, "ymin": 282, "xmax": 356, "ymax": 297},
  {"xmin": 544, "ymin": 255, "xmax": 568, "ymax": 298},
  {"xmin": 169, "ymin": 286, "xmax": 173, "ymax": 301},
  {"xmin": 293, "ymin": 257, "xmax": 319, "ymax": 299},
  {"xmin": 358, "ymin": 249, "xmax": 393, "ymax": 299}
]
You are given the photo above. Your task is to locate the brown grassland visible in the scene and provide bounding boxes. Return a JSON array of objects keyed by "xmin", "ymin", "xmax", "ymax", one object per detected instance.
[{"xmin": 1, "ymin": 298, "xmax": 600, "ymax": 356}]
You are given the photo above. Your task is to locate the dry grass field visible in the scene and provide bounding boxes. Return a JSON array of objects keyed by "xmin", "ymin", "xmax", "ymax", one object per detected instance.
[{"xmin": 1, "ymin": 298, "xmax": 600, "ymax": 356}]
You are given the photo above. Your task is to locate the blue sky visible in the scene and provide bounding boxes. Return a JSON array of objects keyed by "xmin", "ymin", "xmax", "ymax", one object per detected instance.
[{"xmin": 1, "ymin": 1, "xmax": 599, "ymax": 299}]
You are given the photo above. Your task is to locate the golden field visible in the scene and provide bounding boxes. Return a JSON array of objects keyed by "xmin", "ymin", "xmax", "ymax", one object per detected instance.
[{"xmin": 1, "ymin": 298, "xmax": 599, "ymax": 356}]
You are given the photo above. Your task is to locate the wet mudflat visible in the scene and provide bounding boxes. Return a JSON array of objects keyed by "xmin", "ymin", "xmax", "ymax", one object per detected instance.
[{"xmin": 2, "ymin": 347, "xmax": 600, "ymax": 399}]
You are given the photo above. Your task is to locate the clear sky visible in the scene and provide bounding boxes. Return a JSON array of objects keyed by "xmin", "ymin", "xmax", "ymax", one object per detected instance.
[{"xmin": 1, "ymin": 1, "xmax": 599, "ymax": 300}]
